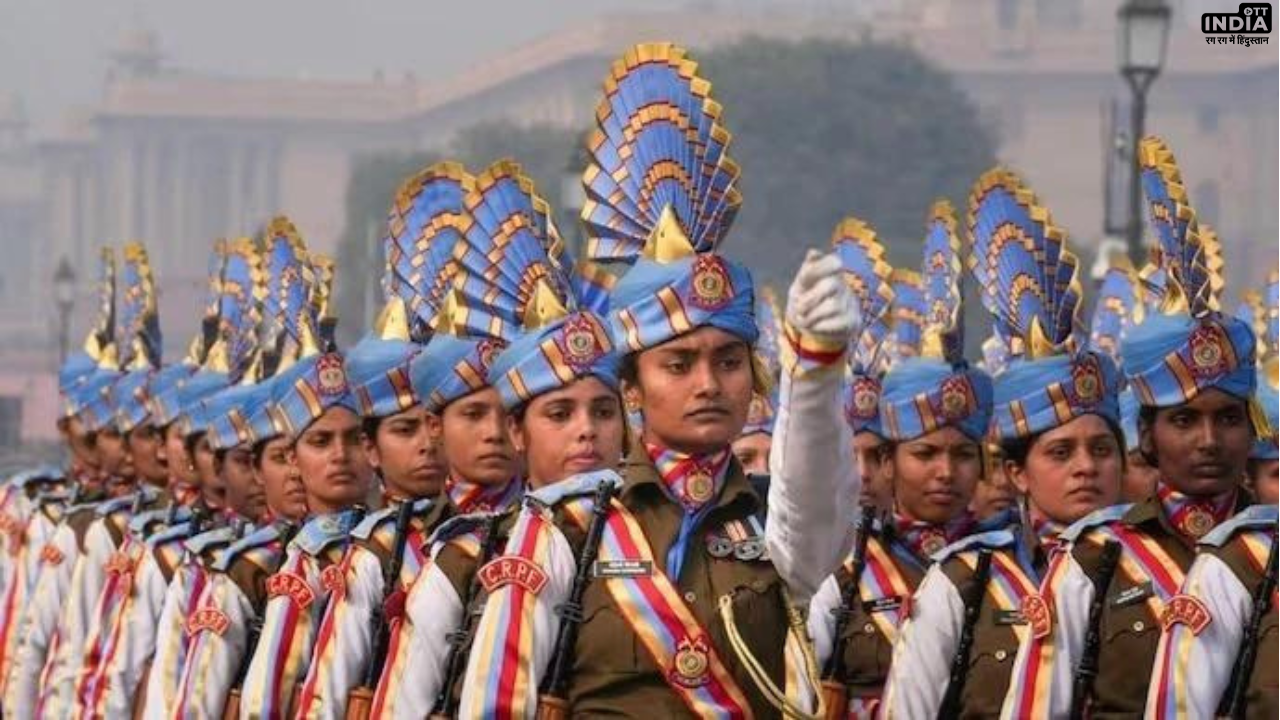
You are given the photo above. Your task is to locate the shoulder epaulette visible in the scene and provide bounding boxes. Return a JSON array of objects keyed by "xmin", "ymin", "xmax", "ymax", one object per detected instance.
[
  {"xmin": 129, "ymin": 505, "xmax": 191, "ymax": 534},
  {"xmin": 526, "ymin": 469, "xmax": 623, "ymax": 509},
  {"xmin": 350, "ymin": 506, "xmax": 396, "ymax": 540},
  {"xmin": 95, "ymin": 494, "xmax": 135, "ymax": 517},
  {"xmin": 1201, "ymin": 504, "xmax": 1278, "ymax": 548},
  {"xmin": 933, "ymin": 528, "xmax": 1017, "ymax": 562},
  {"xmin": 352, "ymin": 497, "xmax": 435, "ymax": 541},
  {"xmin": 214, "ymin": 522, "xmax": 288, "ymax": 572},
  {"xmin": 1061, "ymin": 503, "xmax": 1134, "ymax": 543},
  {"xmin": 427, "ymin": 509, "xmax": 507, "ymax": 547},
  {"xmin": 64, "ymin": 500, "xmax": 105, "ymax": 518},
  {"xmin": 147, "ymin": 519, "xmax": 199, "ymax": 549},
  {"xmin": 182, "ymin": 523, "xmax": 242, "ymax": 555},
  {"xmin": 293, "ymin": 508, "xmax": 364, "ymax": 556}
]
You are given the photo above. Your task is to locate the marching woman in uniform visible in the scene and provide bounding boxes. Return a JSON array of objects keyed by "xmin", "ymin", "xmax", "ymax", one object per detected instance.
[
  {"xmin": 880, "ymin": 172, "xmax": 1125, "ymax": 718},
  {"xmin": 363, "ymin": 159, "xmax": 534, "ymax": 719},
  {"xmin": 1002, "ymin": 136, "xmax": 1260, "ymax": 718},
  {"xmin": 810, "ymin": 203, "xmax": 993, "ymax": 720},
  {"xmin": 454, "ymin": 42, "xmax": 861, "ymax": 718},
  {"xmin": 1144, "ymin": 282, "xmax": 1279, "ymax": 719},
  {"xmin": 832, "ymin": 217, "xmax": 897, "ymax": 517}
]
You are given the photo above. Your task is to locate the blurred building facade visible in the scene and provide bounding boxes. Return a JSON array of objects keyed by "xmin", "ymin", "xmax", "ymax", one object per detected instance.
[{"xmin": 0, "ymin": 0, "xmax": 1274, "ymax": 441}]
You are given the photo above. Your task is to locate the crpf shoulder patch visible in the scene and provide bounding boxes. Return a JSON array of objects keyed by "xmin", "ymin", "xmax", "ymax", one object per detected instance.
[
  {"xmin": 185, "ymin": 607, "xmax": 230, "ymax": 636},
  {"xmin": 477, "ymin": 555, "xmax": 548, "ymax": 596},
  {"xmin": 1160, "ymin": 594, "xmax": 1213, "ymax": 635},
  {"xmin": 266, "ymin": 570, "xmax": 314, "ymax": 609}
]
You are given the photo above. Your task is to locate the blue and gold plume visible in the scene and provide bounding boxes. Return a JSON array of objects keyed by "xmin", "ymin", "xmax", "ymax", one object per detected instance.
[
  {"xmin": 581, "ymin": 42, "xmax": 741, "ymax": 261},
  {"xmin": 969, "ymin": 166, "xmax": 1118, "ymax": 441},
  {"xmin": 582, "ymin": 43, "xmax": 756, "ymax": 354},
  {"xmin": 1089, "ymin": 258, "xmax": 1145, "ymax": 364},
  {"xmin": 920, "ymin": 200, "xmax": 965, "ymax": 363},
  {"xmin": 85, "ymin": 247, "xmax": 118, "ymax": 368},
  {"xmin": 831, "ymin": 216, "xmax": 895, "ymax": 374},
  {"xmin": 1138, "ymin": 136, "xmax": 1216, "ymax": 315},
  {"xmin": 118, "ymin": 242, "xmax": 161, "ymax": 370},
  {"xmin": 887, "ymin": 269, "xmax": 925, "ymax": 363}
]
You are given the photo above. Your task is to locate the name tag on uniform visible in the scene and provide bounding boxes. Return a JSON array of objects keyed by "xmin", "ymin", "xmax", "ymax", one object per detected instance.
[
  {"xmin": 594, "ymin": 560, "xmax": 653, "ymax": 578},
  {"xmin": 994, "ymin": 609, "xmax": 1027, "ymax": 626},
  {"xmin": 862, "ymin": 596, "xmax": 903, "ymax": 614},
  {"xmin": 1112, "ymin": 582, "xmax": 1153, "ymax": 608}
]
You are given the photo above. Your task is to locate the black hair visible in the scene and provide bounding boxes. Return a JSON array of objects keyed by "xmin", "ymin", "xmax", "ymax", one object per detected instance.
[
  {"xmin": 183, "ymin": 431, "xmax": 205, "ymax": 460},
  {"xmin": 1000, "ymin": 416, "xmax": 1128, "ymax": 470},
  {"xmin": 618, "ymin": 352, "xmax": 640, "ymax": 389},
  {"xmin": 362, "ymin": 417, "xmax": 383, "ymax": 443},
  {"xmin": 251, "ymin": 439, "xmax": 270, "ymax": 469}
]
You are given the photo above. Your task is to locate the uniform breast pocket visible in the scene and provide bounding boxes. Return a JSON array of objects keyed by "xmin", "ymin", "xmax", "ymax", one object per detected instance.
[{"xmin": 574, "ymin": 585, "xmax": 644, "ymax": 675}]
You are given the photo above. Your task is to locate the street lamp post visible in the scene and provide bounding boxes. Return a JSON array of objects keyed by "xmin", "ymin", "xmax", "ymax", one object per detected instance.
[
  {"xmin": 1117, "ymin": 0, "xmax": 1172, "ymax": 262},
  {"xmin": 53, "ymin": 256, "xmax": 76, "ymax": 365}
]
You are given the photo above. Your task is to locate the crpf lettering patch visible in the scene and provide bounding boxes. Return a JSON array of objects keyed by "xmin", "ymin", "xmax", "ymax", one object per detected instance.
[
  {"xmin": 1021, "ymin": 593, "xmax": 1053, "ymax": 639},
  {"xmin": 320, "ymin": 564, "xmax": 346, "ymax": 597},
  {"xmin": 477, "ymin": 556, "xmax": 549, "ymax": 596},
  {"xmin": 1161, "ymin": 594, "xmax": 1213, "ymax": 635},
  {"xmin": 266, "ymin": 570, "xmax": 315, "ymax": 609},
  {"xmin": 39, "ymin": 543, "xmax": 64, "ymax": 566},
  {"xmin": 185, "ymin": 607, "xmax": 230, "ymax": 636}
]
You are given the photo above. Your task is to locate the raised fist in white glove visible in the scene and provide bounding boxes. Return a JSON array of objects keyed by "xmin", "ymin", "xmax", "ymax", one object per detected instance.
[{"xmin": 785, "ymin": 249, "xmax": 862, "ymax": 346}]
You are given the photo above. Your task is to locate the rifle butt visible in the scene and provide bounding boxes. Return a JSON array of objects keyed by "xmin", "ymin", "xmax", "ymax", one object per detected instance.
[
  {"xmin": 820, "ymin": 680, "xmax": 848, "ymax": 720},
  {"xmin": 535, "ymin": 694, "xmax": 570, "ymax": 720},
  {"xmin": 222, "ymin": 689, "xmax": 240, "ymax": 720},
  {"xmin": 344, "ymin": 686, "xmax": 374, "ymax": 720}
]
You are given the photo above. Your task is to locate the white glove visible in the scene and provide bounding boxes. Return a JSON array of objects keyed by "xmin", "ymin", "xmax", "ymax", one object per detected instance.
[{"xmin": 785, "ymin": 250, "xmax": 861, "ymax": 345}]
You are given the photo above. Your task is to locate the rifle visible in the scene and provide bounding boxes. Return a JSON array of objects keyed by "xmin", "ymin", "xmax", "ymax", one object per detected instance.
[
  {"xmin": 1068, "ymin": 540, "xmax": 1121, "ymax": 720},
  {"xmin": 937, "ymin": 548, "xmax": 994, "ymax": 718},
  {"xmin": 535, "ymin": 481, "xmax": 618, "ymax": 720},
  {"xmin": 1218, "ymin": 531, "xmax": 1278, "ymax": 720},
  {"xmin": 345, "ymin": 500, "xmax": 416, "ymax": 720},
  {"xmin": 430, "ymin": 513, "xmax": 504, "ymax": 719},
  {"xmin": 820, "ymin": 505, "xmax": 877, "ymax": 720},
  {"xmin": 223, "ymin": 522, "xmax": 300, "ymax": 720}
]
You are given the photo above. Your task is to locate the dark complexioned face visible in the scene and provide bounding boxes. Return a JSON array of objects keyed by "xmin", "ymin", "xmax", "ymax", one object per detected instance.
[
  {"xmin": 1140, "ymin": 389, "xmax": 1254, "ymax": 497},
  {"xmin": 127, "ymin": 423, "xmax": 168, "ymax": 485},
  {"xmin": 731, "ymin": 432, "xmax": 771, "ymax": 477},
  {"xmin": 441, "ymin": 387, "xmax": 518, "ymax": 486},
  {"xmin": 1123, "ymin": 450, "xmax": 1160, "ymax": 502},
  {"xmin": 220, "ymin": 444, "xmax": 265, "ymax": 521},
  {"xmin": 971, "ymin": 447, "xmax": 1018, "ymax": 522},
  {"xmin": 855, "ymin": 431, "xmax": 891, "ymax": 512},
  {"xmin": 512, "ymin": 377, "xmax": 625, "ymax": 489},
  {"xmin": 255, "ymin": 436, "xmax": 308, "ymax": 522},
  {"xmin": 1008, "ymin": 414, "xmax": 1123, "ymax": 526},
  {"xmin": 1252, "ymin": 459, "xmax": 1279, "ymax": 504},
  {"xmin": 366, "ymin": 406, "xmax": 446, "ymax": 500},
  {"xmin": 165, "ymin": 423, "xmax": 199, "ymax": 486},
  {"xmin": 627, "ymin": 327, "xmax": 754, "ymax": 456},
  {"xmin": 888, "ymin": 426, "xmax": 983, "ymax": 525},
  {"xmin": 293, "ymin": 406, "xmax": 373, "ymax": 513},
  {"xmin": 64, "ymin": 415, "xmax": 101, "ymax": 474},
  {"xmin": 193, "ymin": 433, "xmax": 224, "ymax": 509},
  {"xmin": 97, "ymin": 426, "xmax": 135, "ymax": 481}
]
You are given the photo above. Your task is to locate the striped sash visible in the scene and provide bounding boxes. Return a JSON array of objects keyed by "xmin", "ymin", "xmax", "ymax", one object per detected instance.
[{"xmin": 562, "ymin": 497, "xmax": 753, "ymax": 719}]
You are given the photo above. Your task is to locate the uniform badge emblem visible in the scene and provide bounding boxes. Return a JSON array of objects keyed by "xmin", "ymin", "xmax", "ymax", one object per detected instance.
[
  {"xmin": 849, "ymin": 377, "xmax": 881, "ymax": 420},
  {"xmin": 266, "ymin": 570, "xmax": 315, "ymax": 609},
  {"xmin": 1188, "ymin": 322, "xmax": 1230, "ymax": 378},
  {"xmin": 1161, "ymin": 594, "xmax": 1213, "ymax": 635},
  {"xmin": 560, "ymin": 314, "xmax": 603, "ymax": 369},
  {"xmin": 919, "ymin": 530, "xmax": 947, "ymax": 557},
  {"xmin": 938, "ymin": 375, "xmax": 974, "ymax": 422},
  {"xmin": 478, "ymin": 556, "xmax": 549, "ymax": 596},
  {"xmin": 315, "ymin": 353, "xmax": 348, "ymax": 396},
  {"xmin": 39, "ymin": 543, "xmax": 64, "ymax": 566},
  {"xmin": 689, "ymin": 255, "xmax": 733, "ymax": 311},
  {"xmin": 1070, "ymin": 356, "xmax": 1103, "ymax": 407},
  {"xmin": 185, "ymin": 607, "xmax": 230, "ymax": 636},
  {"xmin": 670, "ymin": 636, "xmax": 711, "ymax": 688},
  {"xmin": 1179, "ymin": 506, "xmax": 1215, "ymax": 539},
  {"xmin": 1021, "ymin": 593, "xmax": 1053, "ymax": 639},
  {"xmin": 476, "ymin": 339, "xmax": 505, "ymax": 375},
  {"xmin": 685, "ymin": 469, "xmax": 715, "ymax": 504},
  {"xmin": 746, "ymin": 394, "xmax": 771, "ymax": 426},
  {"xmin": 320, "ymin": 565, "xmax": 346, "ymax": 598}
]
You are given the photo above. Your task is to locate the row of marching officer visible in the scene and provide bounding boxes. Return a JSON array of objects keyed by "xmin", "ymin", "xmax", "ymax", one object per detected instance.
[
  {"xmin": 0, "ymin": 40, "xmax": 868, "ymax": 720},
  {"xmin": 809, "ymin": 135, "xmax": 1276, "ymax": 719}
]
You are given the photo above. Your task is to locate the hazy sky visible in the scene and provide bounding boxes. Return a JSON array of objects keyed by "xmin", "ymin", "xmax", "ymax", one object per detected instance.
[{"xmin": 0, "ymin": 0, "xmax": 695, "ymax": 127}]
